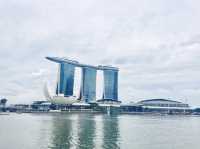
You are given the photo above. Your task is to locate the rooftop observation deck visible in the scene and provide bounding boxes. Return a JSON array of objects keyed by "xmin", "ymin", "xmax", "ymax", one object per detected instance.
[{"xmin": 46, "ymin": 57, "xmax": 119, "ymax": 71}]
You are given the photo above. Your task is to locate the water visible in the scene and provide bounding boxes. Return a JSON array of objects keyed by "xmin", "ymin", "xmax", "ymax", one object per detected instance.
[{"xmin": 0, "ymin": 113, "xmax": 200, "ymax": 149}]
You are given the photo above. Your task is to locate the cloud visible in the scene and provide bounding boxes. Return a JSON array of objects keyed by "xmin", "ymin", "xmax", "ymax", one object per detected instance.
[
  {"xmin": 31, "ymin": 69, "xmax": 47, "ymax": 77},
  {"xmin": 0, "ymin": 0, "xmax": 200, "ymax": 106}
]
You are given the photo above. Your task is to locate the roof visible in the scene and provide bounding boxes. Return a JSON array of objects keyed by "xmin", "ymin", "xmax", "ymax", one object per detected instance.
[
  {"xmin": 46, "ymin": 57, "xmax": 119, "ymax": 71},
  {"xmin": 137, "ymin": 99, "xmax": 185, "ymax": 104}
]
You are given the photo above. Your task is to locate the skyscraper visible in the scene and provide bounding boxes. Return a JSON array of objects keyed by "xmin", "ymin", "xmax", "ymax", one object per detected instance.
[
  {"xmin": 57, "ymin": 63, "xmax": 75, "ymax": 96},
  {"xmin": 81, "ymin": 67, "xmax": 97, "ymax": 103},
  {"xmin": 103, "ymin": 69, "xmax": 118, "ymax": 101},
  {"xmin": 46, "ymin": 57, "xmax": 119, "ymax": 103}
]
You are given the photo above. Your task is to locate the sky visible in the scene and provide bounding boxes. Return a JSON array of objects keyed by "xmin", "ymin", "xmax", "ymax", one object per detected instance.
[{"xmin": 0, "ymin": 0, "xmax": 200, "ymax": 106}]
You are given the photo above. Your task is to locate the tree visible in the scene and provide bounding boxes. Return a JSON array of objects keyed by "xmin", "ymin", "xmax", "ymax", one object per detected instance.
[{"xmin": 0, "ymin": 98, "xmax": 7, "ymax": 105}]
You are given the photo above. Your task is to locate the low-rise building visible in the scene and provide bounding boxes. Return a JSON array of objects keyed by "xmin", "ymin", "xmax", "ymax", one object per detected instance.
[
  {"xmin": 120, "ymin": 102, "xmax": 143, "ymax": 113},
  {"xmin": 137, "ymin": 99, "xmax": 191, "ymax": 114},
  {"xmin": 31, "ymin": 101, "xmax": 51, "ymax": 111}
]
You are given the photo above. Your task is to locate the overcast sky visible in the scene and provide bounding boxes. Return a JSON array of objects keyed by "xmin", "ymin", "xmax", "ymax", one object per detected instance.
[{"xmin": 0, "ymin": 0, "xmax": 200, "ymax": 106}]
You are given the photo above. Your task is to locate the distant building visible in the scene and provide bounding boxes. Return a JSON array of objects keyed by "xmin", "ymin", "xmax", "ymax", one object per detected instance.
[
  {"xmin": 137, "ymin": 99, "xmax": 191, "ymax": 114},
  {"xmin": 57, "ymin": 63, "xmax": 75, "ymax": 96},
  {"xmin": 102, "ymin": 69, "xmax": 118, "ymax": 101},
  {"xmin": 46, "ymin": 57, "xmax": 119, "ymax": 103},
  {"xmin": 31, "ymin": 101, "xmax": 51, "ymax": 111},
  {"xmin": 120, "ymin": 102, "xmax": 143, "ymax": 113},
  {"xmin": 81, "ymin": 67, "xmax": 97, "ymax": 103}
]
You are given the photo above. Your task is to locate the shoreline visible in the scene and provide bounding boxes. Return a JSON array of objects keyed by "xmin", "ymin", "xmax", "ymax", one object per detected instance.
[{"xmin": 1, "ymin": 110, "xmax": 199, "ymax": 116}]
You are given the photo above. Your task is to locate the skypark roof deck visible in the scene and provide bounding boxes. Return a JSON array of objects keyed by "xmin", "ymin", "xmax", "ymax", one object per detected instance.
[{"xmin": 46, "ymin": 57, "xmax": 119, "ymax": 71}]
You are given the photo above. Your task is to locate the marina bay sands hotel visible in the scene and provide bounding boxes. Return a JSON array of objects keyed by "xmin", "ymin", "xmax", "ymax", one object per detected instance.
[{"xmin": 46, "ymin": 57, "xmax": 119, "ymax": 103}]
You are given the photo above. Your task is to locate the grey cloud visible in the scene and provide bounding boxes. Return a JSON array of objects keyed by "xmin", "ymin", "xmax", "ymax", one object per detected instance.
[{"xmin": 0, "ymin": 0, "xmax": 200, "ymax": 106}]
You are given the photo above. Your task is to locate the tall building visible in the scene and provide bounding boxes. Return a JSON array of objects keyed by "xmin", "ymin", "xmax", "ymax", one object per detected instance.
[
  {"xmin": 46, "ymin": 57, "xmax": 119, "ymax": 103},
  {"xmin": 81, "ymin": 67, "xmax": 97, "ymax": 103},
  {"xmin": 103, "ymin": 69, "xmax": 118, "ymax": 101},
  {"xmin": 57, "ymin": 63, "xmax": 75, "ymax": 96}
]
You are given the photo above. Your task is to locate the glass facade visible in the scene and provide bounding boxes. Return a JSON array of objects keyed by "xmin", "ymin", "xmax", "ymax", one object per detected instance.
[
  {"xmin": 58, "ymin": 63, "xmax": 75, "ymax": 96},
  {"xmin": 81, "ymin": 67, "xmax": 97, "ymax": 103},
  {"xmin": 103, "ymin": 70, "xmax": 118, "ymax": 101},
  {"xmin": 47, "ymin": 57, "xmax": 119, "ymax": 103}
]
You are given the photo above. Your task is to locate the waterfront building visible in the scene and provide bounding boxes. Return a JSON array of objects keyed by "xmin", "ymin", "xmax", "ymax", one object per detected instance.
[
  {"xmin": 137, "ymin": 99, "xmax": 191, "ymax": 113},
  {"xmin": 57, "ymin": 63, "xmax": 75, "ymax": 96},
  {"xmin": 81, "ymin": 67, "xmax": 97, "ymax": 103},
  {"xmin": 120, "ymin": 103, "xmax": 143, "ymax": 113},
  {"xmin": 9, "ymin": 104, "xmax": 30, "ymax": 112},
  {"xmin": 102, "ymin": 69, "xmax": 118, "ymax": 101},
  {"xmin": 46, "ymin": 57, "xmax": 119, "ymax": 104},
  {"xmin": 31, "ymin": 101, "xmax": 51, "ymax": 111}
]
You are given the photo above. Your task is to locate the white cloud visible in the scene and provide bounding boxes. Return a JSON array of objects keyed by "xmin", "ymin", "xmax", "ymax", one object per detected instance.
[{"xmin": 0, "ymin": 0, "xmax": 200, "ymax": 106}]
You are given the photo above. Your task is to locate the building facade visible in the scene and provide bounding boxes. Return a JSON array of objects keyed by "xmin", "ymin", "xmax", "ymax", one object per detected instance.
[
  {"xmin": 57, "ymin": 63, "xmax": 75, "ymax": 96},
  {"xmin": 137, "ymin": 99, "xmax": 190, "ymax": 113},
  {"xmin": 103, "ymin": 70, "xmax": 118, "ymax": 101},
  {"xmin": 46, "ymin": 57, "xmax": 119, "ymax": 103},
  {"xmin": 81, "ymin": 67, "xmax": 97, "ymax": 103}
]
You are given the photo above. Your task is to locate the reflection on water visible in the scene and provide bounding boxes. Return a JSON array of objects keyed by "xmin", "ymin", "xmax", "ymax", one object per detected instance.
[
  {"xmin": 49, "ymin": 114, "xmax": 120, "ymax": 149},
  {"xmin": 102, "ymin": 116, "xmax": 120, "ymax": 149},
  {"xmin": 76, "ymin": 114, "xmax": 95, "ymax": 149},
  {"xmin": 1, "ymin": 113, "xmax": 200, "ymax": 149},
  {"xmin": 49, "ymin": 114, "xmax": 73, "ymax": 148}
]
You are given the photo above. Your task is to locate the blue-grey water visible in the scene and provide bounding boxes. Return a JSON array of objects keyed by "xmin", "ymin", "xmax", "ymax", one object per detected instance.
[{"xmin": 0, "ymin": 113, "xmax": 200, "ymax": 149}]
